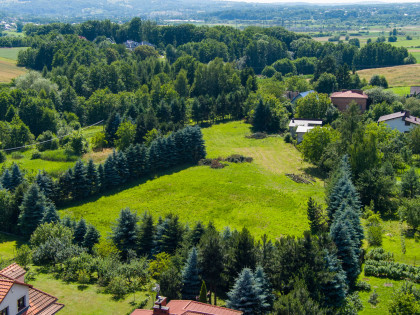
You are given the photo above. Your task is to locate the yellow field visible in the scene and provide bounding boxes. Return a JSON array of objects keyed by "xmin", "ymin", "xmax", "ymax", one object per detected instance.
[
  {"xmin": 0, "ymin": 57, "xmax": 26, "ymax": 83},
  {"xmin": 357, "ymin": 64, "xmax": 420, "ymax": 87}
]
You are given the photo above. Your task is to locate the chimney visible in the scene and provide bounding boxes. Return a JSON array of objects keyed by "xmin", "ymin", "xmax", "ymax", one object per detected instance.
[{"xmin": 153, "ymin": 296, "xmax": 169, "ymax": 315}]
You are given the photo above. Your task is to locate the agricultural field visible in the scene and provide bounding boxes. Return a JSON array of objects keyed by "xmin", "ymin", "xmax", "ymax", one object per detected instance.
[
  {"xmin": 60, "ymin": 121, "xmax": 325, "ymax": 239},
  {"xmin": 0, "ymin": 47, "xmax": 27, "ymax": 82},
  {"xmin": 357, "ymin": 64, "xmax": 420, "ymax": 87}
]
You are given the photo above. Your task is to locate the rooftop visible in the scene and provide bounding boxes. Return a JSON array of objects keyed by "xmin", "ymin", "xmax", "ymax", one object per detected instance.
[
  {"xmin": 330, "ymin": 90, "xmax": 368, "ymax": 99},
  {"xmin": 0, "ymin": 263, "xmax": 26, "ymax": 280},
  {"xmin": 289, "ymin": 119, "xmax": 323, "ymax": 128},
  {"xmin": 378, "ymin": 111, "xmax": 420, "ymax": 125}
]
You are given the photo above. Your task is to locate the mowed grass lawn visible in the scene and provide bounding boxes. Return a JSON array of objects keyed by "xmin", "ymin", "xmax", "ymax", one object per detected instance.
[
  {"xmin": 357, "ymin": 64, "xmax": 420, "ymax": 87},
  {"xmin": 0, "ymin": 47, "xmax": 27, "ymax": 82},
  {"xmin": 60, "ymin": 121, "xmax": 325, "ymax": 239},
  {"xmin": 0, "ymin": 47, "xmax": 27, "ymax": 61},
  {"xmin": 28, "ymin": 272, "xmax": 154, "ymax": 315}
]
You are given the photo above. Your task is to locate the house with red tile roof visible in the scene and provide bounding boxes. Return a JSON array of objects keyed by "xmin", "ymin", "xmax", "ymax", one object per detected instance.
[
  {"xmin": 0, "ymin": 264, "xmax": 64, "ymax": 315},
  {"xmin": 378, "ymin": 110, "xmax": 420, "ymax": 133},
  {"xmin": 330, "ymin": 90, "xmax": 368, "ymax": 112},
  {"xmin": 131, "ymin": 296, "xmax": 242, "ymax": 315}
]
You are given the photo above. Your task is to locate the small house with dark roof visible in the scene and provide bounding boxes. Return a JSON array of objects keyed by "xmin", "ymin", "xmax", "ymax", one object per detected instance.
[
  {"xmin": 330, "ymin": 90, "xmax": 368, "ymax": 112},
  {"xmin": 291, "ymin": 90, "xmax": 315, "ymax": 104},
  {"xmin": 289, "ymin": 118, "xmax": 323, "ymax": 143},
  {"xmin": 131, "ymin": 296, "xmax": 242, "ymax": 315},
  {"xmin": 0, "ymin": 264, "xmax": 64, "ymax": 315},
  {"xmin": 378, "ymin": 110, "xmax": 420, "ymax": 133}
]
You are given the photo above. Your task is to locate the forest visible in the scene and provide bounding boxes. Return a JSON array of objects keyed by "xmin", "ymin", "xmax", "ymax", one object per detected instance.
[{"xmin": 0, "ymin": 17, "xmax": 419, "ymax": 314}]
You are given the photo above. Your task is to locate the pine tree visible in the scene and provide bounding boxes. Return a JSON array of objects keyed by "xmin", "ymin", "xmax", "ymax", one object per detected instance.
[
  {"xmin": 307, "ymin": 197, "xmax": 325, "ymax": 234},
  {"xmin": 115, "ymin": 151, "xmax": 129, "ymax": 183},
  {"xmin": 137, "ymin": 211, "xmax": 155, "ymax": 257},
  {"xmin": 199, "ymin": 280, "xmax": 208, "ymax": 303},
  {"xmin": 111, "ymin": 208, "xmax": 138, "ymax": 259},
  {"xmin": 74, "ymin": 218, "xmax": 87, "ymax": 246},
  {"xmin": 336, "ymin": 205, "xmax": 364, "ymax": 251},
  {"xmin": 18, "ymin": 184, "xmax": 47, "ymax": 236},
  {"xmin": 83, "ymin": 224, "xmax": 100, "ymax": 252},
  {"xmin": 103, "ymin": 155, "xmax": 120, "ymax": 189},
  {"xmin": 330, "ymin": 219, "xmax": 360, "ymax": 287},
  {"xmin": 234, "ymin": 227, "xmax": 256, "ymax": 274},
  {"xmin": 181, "ymin": 247, "xmax": 201, "ymax": 300},
  {"xmin": 97, "ymin": 164, "xmax": 105, "ymax": 191},
  {"xmin": 254, "ymin": 266, "xmax": 274, "ymax": 314},
  {"xmin": 190, "ymin": 221, "xmax": 205, "ymax": 246},
  {"xmin": 57, "ymin": 169, "xmax": 73, "ymax": 200},
  {"xmin": 226, "ymin": 268, "xmax": 261, "ymax": 314},
  {"xmin": 401, "ymin": 168, "xmax": 419, "ymax": 198},
  {"xmin": 124, "ymin": 145, "xmax": 138, "ymax": 179},
  {"xmin": 321, "ymin": 251, "xmax": 348, "ymax": 308},
  {"xmin": 10, "ymin": 163, "xmax": 24, "ymax": 191},
  {"xmin": 71, "ymin": 160, "xmax": 90, "ymax": 199},
  {"xmin": 86, "ymin": 159, "xmax": 99, "ymax": 194},
  {"xmin": 42, "ymin": 203, "xmax": 60, "ymax": 224},
  {"xmin": 153, "ymin": 217, "xmax": 169, "ymax": 255},
  {"xmin": 160, "ymin": 215, "xmax": 184, "ymax": 254},
  {"xmin": 105, "ymin": 112, "xmax": 121, "ymax": 145},
  {"xmin": 36, "ymin": 171, "xmax": 57, "ymax": 202}
]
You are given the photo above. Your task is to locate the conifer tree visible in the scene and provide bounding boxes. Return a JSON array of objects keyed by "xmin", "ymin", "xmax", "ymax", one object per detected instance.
[
  {"xmin": 226, "ymin": 268, "xmax": 261, "ymax": 314},
  {"xmin": 181, "ymin": 247, "xmax": 201, "ymax": 300},
  {"xmin": 307, "ymin": 197, "xmax": 325, "ymax": 234},
  {"xmin": 57, "ymin": 169, "xmax": 73, "ymax": 200},
  {"xmin": 111, "ymin": 208, "xmax": 138, "ymax": 259},
  {"xmin": 86, "ymin": 159, "xmax": 99, "ymax": 194},
  {"xmin": 124, "ymin": 145, "xmax": 138, "ymax": 179},
  {"xmin": 234, "ymin": 227, "xmax": 256, "ymax": 274},
  {"xmin": 254, "ymin": 266, "xmax": 274, "ymax": 313},
  {"xmin": 18, "ymin": 184, "xmax": 47, "ymax": 236},
  {"xmin": 36, "ymin": 171, "xmax": 57, "ymax": 202},
  {"xmin": 153, "ymin": 217, "xmax": 169, "ymax": 255},
  {"xmin": 105, "ymin": 112, "xmax": 121, "ymax": 145},
  {"xmin": 74, "ymin": 218, "xmax": 88, "ymax": 246},
  {"xmin": 103, "ymin": 155, "xmax": 120, "ymax": 189},
  {"xmin": 330, "ymin": 219, "xmax": 360, "ymax": 287},
  {"xmin": 159, "ymin": 215, "xmax": 183, "ymax": 254},
  {"xmin": 401, "ymin": 168, "xmax": 420, "ymax": 198},
  {"xmin": 321, "ymin": 251, "xmax": 348, "ymax": 308},
  {"xmin": 115, "ymin": 151, "xmax": 129, "ymax": 183},
  {"xmin": 42, "ymin": 203, "xmax": 60, "ymax": 224},
  {"xmin": 10, "ymin": 163, "xmax": 24, "ymax": 191},
  {"xmin": 190, "ymin": 221, "xmax": 205, "ymax": 246},
  {"xmin": 71, "ymin": 160, "xmax": 90, "ymax": 199},
  {"xmin": 199, "ymin": 280, "xmax": 208, "ymax": 303},
  {"xmin": 137, "ymin": 211, "xmax": 155, "ymax": 257},
  {"xmin": 83, "ymin": 224, "xmax": 100, "ymax": 252},
  {"xmin": 97, "ymin": 164, "xmax": 105, "ymax": 191},
  {"xmin": 1, "ymin": 169, "xmax": 12, "ymax": 190}
]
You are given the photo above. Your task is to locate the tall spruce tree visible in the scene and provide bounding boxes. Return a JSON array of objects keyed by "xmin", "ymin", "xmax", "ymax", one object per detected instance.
[
  {"xmin": 330, "ymin": 219, "xmax": 360, "ymax": 287},
  {"xmin": 71, "ymin": 160, "xmax": 90, "ymax": 199},
  {"xmin": 105, "ymin": 111, "xmax": 121, "ymax": 145},
  {"xmin": 83, "ymin": 224, "xmax": 100, "ymax": 252},
  {"xmin": 321, "ymin": 251, "xmax": 348, "ymax": 308},
  {"xmin": 254, "ymin": 266, "xmax": 274, "ymax": 314},
  {"xmin": 181, "ymin": 247, "xmax": 201, "ymax": 300},
  {"xmin": 111, "ymin": 208, "xmax": 139, "ymax": 259},
  {"xmin": 18, "ymin": 184, "xmax": 47, "ymax": 236},
  {"xmin": 226, "ymin": 268, "xmax": 261, "ymax": 315},
  {"xmin": 1, "ymin": 170, "xmax": 12, "ymax": 190},
  {"xmin": 307, "ymin": 197, "xmax": 325, "ymax": 235},
  {"xmin": 103, "ymin": 155, "xmax": 120, "ymax": 189},
  {"xmin": 74, "ymin": 218, "xmax": 88, "ymax": 246},
  {"xmin": 36, "ymin": 171, "xmax": 56, "ymax": 202},
  {"xmin": 401, "ymin": 168, "xmax": 420, "ymax": 198},
  {"xmin": 42, "ymin": 203, "xmax": 60, "ymax": 224},
  {"xmin": 86, "ymin": 159, "xmax": 99, "ymax": 194},
  {"xmin": 233, "ymin": 227, "xmax": 256, "ymax": 274},
  {"xmin": 10, "ymin": 163, "xmax": 24, "ymax": 191},
  {"xmin": 137, "ymin": 211, "xmax": 155, "ymax": 257}
]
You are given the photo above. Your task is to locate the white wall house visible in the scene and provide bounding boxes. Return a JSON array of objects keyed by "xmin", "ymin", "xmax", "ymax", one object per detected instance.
[
  {"xmin": 0, "ymin": 280, "xmax": 30, "ymax": 315},
  {"xmin": 289, "ymin": 119, "xmax": 323, "ymax": 143},
  {"xmin": 378, "ymin": 111, "xmax": 420, "ymax": 133}
]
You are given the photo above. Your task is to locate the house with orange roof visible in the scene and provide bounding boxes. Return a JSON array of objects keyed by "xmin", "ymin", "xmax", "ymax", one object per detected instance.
[
  {"xmin": 131, "ymin": 296, "xmax": 242, "ymax": 315},
  {"xmin": 330, "ymin": 90, "xmax": 368, "ymax": 112},
  {"xmin": 0, "ymin": 263, "xmax": 64, "ymax": 315}
]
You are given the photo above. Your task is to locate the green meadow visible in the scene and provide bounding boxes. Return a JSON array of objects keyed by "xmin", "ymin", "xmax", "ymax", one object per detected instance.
[
  {"xmin": 60, "ymin": 121, "xmax": 325, "ymax": 239},
  {"xmin": 0, "ymin": 47, "xmax": 27, "ymax": 61}
]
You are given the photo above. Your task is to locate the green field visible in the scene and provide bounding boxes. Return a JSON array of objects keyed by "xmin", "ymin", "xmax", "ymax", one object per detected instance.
[
  {"xmin": 410, "ymin": 51, "xmax": 420, "ymax": 64},
  {"xmin": 0, "ymin": 47, "xmax": 27, "ymax": 61},
  {"xmin": 386, "ymin": 86, "xmax": 410, "ymax": 96},
  {"xmin": 60, "ymin": 121, "xmax": 325, "ymax": 239}
]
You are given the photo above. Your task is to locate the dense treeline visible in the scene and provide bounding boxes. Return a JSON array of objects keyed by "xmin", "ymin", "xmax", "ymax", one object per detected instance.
[{"xmin": 0, "ymin": 126, "xmax": 206, "ymax": 235}]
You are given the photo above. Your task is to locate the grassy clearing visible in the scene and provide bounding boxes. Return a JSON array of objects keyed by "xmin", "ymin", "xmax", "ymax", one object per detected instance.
[
  {"xmin": 0, "ymin": 233, "xmax": 26, "ymax": 259},
  {"xmin": 0, "ymin": 47, "xmax": 27, "ymax": 61},
  {"xmin": 358, "ymin": 271, "xmax": 420, "ymax": 315},
  {"xmin": 357, "ymin": 64, "xmax": 420, "ymax": 87},
  {"xmin": 28, "ymin": 272, "xmax": 154, "ymax": 315},
  {"xmin": 410, "ymin": 51, "xmax": 420, "ymax": 64},
  {"xmin": 60, "ymin": 121, "xmax": 325, "ymax": 239},
  {"xmin": 386, "ymin": 86, "xmax": 410, "ymax": 96}
]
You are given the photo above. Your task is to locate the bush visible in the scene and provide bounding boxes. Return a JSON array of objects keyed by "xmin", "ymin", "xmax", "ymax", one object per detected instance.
[
  {"xmin": 356, "ymin": 281, "xmax": 371, "ymax": 292},
  {"xmin": 31, "ymin": 150, "xmax": 42, "ymax": 160},
  {"xmin": 11, "ymin": 152, "xmax": 24, "ymax": 159},
  {"xmin": 367, "ymin": 225, "xmax": 383, "ymax": 247},
  {"xmin": 224, "ymin": 154, "xmax": 253, "ymax": 163},
  {"xmin": 107, "ymin": 276, "xmax": 128, "ymax": 299},
  {"xmin": 40, "ymin": 149, "xmax": 78, "ymax": 162},
  {"xmin": 368, "ymin": 290, "xmax": 379, "ymax": 306},
  {"xmin": 284, "ymin": 132, "xmax": 292, "ymax": 143},
  {"xmin": 36, "ymin": 131, "xmax": 59, "ymax": 152}
]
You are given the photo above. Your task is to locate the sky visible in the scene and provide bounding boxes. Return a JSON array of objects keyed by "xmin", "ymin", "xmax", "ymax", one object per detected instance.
[{"xmin": 223, "ymin": 0, "xmax": 419, "ymax": 3}]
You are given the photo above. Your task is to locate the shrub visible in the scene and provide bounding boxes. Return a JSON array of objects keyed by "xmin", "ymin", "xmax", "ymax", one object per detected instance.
[
  {"xmin": 356, "ymin": 281, "xmax": 371, "ymax": 292},
  {"xmin": 368, "ymin": 290, "xmax": 379, "ymax": 306},
  {"xmin": 11, "ymin": 152, "xmax": 24, "ymax": 159},
  {"xmin": 367, "ymin": 225, "xmax": 383, "ymax": 247},
  {"xmin": 15, "ymin": 245, "xmax": 32, "ymax": 268},
  {"xmin": 36, "ymin": 131, "xmax": 59, "ymax": 152},
  {"xmin": 224, "ymin": 155, "xmax": 253, "ymax": 163},
  {"xmin": 284, "ymin": 132, "xmax": 292, "ymax": 143},
  {"xmin": 107, "ymin": 276, "xmax": 128, "ymax": 299},
  {"xmin": 31, "ymin": 150, "xmax": 42, "ymax": 160},
  {"xmin": 41, "ymin": 149, "xmax": 78, "ymax": 162}
]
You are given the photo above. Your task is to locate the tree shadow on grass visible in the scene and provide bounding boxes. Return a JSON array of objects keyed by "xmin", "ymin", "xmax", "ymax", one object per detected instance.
[
  {"xmin": 58, "ymin": 163, "xmax": 196, "ymax": 209},
  {"xmin": 77, "ymin": 284, "xmax": 88, "ymax": 291},
  {"xmin": 301, "ymin": 166, "xmax": 328, "ymax": 181}
]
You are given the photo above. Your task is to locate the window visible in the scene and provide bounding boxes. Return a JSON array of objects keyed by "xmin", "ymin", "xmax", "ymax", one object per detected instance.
[
  {"xmin": 0, "ymin": 307, "xmax": 8, "ymax": 315},
  {"xmin": 17, "ymin": 296, "xmax": 25, "ymax": 311}
]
